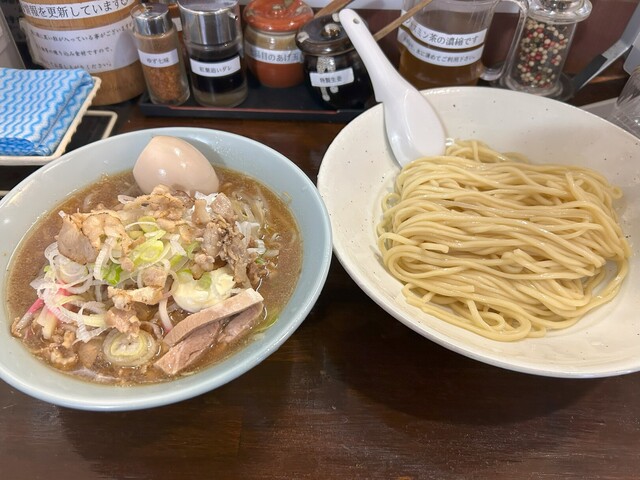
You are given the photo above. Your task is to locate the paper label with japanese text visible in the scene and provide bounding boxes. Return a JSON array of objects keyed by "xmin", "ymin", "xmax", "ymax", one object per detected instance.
[
  {"xmin": 309, "ymin": 67, "xmax": 354, "ymax": 87},
  {"xmin": 20, "ymin": 16, "xmax": 138, "ymax": 72},
  {"xmin": 398, "ymin": 29, "xmax": 484, "ymax": 67},
  {"xmin": 244, "ymin": 43, "xmax": 303, "ymax": 64},
  {"xmin": 189, "ymin": 56, "xmax": 241, "ymax": 77},
  {"xmin": 138, "ymin": 49, "xmax": 180, "ymax": 68},
  {"xmin": 400, "ymin": 11, "xmax": 487, "ymax": 50},
  {"xmin": 19, "ymin": 0, "xmax": 133, "ymax": 20}
]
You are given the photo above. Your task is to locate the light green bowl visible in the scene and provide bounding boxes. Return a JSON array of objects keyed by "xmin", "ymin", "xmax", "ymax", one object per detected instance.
[{"xmin": 0, "ymin": 127, "xmax": 332, "ymax": 411}]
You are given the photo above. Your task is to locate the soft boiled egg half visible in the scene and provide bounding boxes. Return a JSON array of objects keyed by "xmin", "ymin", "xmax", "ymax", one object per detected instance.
[{"xmin": 133, "ymin": 136, "xmax": 220, "ymax": 195}]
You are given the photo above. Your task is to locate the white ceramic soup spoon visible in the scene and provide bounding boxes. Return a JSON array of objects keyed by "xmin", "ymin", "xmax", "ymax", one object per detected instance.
[{"xmin": 338, "ymin": 8, "xmax": 446, "ymax": 166}]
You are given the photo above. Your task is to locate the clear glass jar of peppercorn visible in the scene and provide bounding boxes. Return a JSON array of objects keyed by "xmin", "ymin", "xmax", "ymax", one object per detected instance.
[{"xmin": 501, "ymin": 0, "xmax": 591, "ymax": 99}]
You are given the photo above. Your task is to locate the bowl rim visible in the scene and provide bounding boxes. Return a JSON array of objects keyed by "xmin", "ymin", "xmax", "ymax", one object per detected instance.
[
  {"xmin": 318, "ymin": 85, "xmax": 640, "ymax": 379},
  {"xmin": 0, "ymin": 127, "xmax": 332, "ymax": 411}
]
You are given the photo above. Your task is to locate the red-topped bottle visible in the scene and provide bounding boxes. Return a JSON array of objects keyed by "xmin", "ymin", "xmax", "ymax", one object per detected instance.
[{"xmin": 243, "ymin": 0, "xmax": 314, "ymax": 88}]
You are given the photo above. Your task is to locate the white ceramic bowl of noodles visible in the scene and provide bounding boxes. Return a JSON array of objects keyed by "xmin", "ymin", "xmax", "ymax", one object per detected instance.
[
  {"xmin": 318, "ymin": 86, "xmax": 640, "ymax": 378},
  {"xmin": 0, "ymin": 127, "xmax": 332, "ymax": 410}
]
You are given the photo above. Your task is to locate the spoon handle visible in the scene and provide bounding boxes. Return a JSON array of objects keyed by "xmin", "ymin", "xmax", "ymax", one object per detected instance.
[{"xmin": 338, "ymin": 9, "xmax": 413, "ymax": 105}]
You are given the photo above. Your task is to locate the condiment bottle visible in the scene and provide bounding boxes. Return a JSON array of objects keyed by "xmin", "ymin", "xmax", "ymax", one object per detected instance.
[
  {"xmin": 178, "ymin": 0, "xmax": 248, "ymax": 107},
  {"xmin": 500, "ymin": 0, "xmax": 591, "ymax": 99},
  {"xmin": 131, "ymin": 3, "xmax": 190, "ymax": 105},
  {"xmin": 243, "ymin": 0, "xmax": 313, "ymax": 88},
  {"xmin": 295, "ymin": 14, "xmax": 373, "ymax": 110},
  {"xmin": 153, "ymin": 0, "xmax": 183, "ymax": 33}
]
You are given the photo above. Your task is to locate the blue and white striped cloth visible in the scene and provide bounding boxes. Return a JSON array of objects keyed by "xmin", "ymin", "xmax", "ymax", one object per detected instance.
[{"xmin": 0, "ymin": 68, "xmax": 95, "ymax": 156}]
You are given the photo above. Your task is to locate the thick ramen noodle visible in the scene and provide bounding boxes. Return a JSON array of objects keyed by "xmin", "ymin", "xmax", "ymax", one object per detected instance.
[{"xmin": 377, "ymin": 140, "xmax": 630, "ymax": 341}]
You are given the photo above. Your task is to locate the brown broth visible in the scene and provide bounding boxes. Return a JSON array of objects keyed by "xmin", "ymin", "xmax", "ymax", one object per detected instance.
[{"xmin": 5, "ymin": 168, "xmax": 302, "ymax": 385}]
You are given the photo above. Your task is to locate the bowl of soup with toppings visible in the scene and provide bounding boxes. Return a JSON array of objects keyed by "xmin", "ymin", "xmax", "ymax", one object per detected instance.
[{"xmin": 0, "ymin": 127, "xmax": 332, "ymax": 411}]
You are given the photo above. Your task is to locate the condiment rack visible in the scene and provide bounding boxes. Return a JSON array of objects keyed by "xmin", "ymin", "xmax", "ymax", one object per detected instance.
[{"xmin": 138, "ymin": 0, "xmax": 429, "ymax": 121}]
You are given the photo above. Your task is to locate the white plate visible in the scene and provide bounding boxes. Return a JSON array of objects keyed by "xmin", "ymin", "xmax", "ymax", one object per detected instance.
[{"xmin": 318, "ymin": 86, "xmax": 640, "ymax": 378}]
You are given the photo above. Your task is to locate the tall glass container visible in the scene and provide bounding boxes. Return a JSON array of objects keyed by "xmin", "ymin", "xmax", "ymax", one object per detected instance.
[
  {"xmin": 500, "ymin": 0, "xmax": 591, "ymax": 99},
  {"xmin": 397, "ymin": 0, "xmax": 528, "ymax": 89},
  {"xmin": 178, "ymin": 0, "xmax": 248, "ymax": 107}
]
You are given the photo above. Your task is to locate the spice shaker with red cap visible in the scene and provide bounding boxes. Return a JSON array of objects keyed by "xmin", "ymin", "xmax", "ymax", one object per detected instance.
[{"xmin": 243, "ymin": 0, "xmax": 314, "ymax": 88}]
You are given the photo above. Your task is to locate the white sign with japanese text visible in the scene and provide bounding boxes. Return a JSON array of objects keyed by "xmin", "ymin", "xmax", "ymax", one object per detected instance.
[
  {"xmin": 19, "ymin": 0, "xmax": 133, "ymax": 21},
  {"xmin": 20, "ymin": 16, "xmax": 138, "ymax": 72}
]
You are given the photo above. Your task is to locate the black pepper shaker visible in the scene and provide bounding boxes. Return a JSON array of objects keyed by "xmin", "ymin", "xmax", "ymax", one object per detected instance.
[
  {"xmin": 296, "ymin": 14, "xmax": 373, "ymax": 110},
  {"xmin": 499, "ymin": 0, "xmax": 591, "ymax": 100},
  {"xmin": 178, "ymin": 0, "xmax": 248, "ymax": 107}
]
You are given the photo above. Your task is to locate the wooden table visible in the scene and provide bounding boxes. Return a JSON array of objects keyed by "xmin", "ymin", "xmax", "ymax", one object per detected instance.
[{"xmin": 2, "ymin": 78, "xmax": 639, "ymax": 480}]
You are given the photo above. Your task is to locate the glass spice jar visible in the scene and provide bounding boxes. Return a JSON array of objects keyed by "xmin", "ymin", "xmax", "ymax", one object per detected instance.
[
  {"xmin": 243, "ymin": 0, "xmax": 313, "ymax": 88},
  {"xmin": 178, "ymin": 0, "xmax": 248, "ymax": 107},
  {"xmin": 131, "ymin": 3, "xmax": 190, "ymax": 105},
  {"xmin": 500, "ymin": 0, "xmax": 591, "ymax": 99},
  {"xmin": 296, "ymin": 14, "xmax": 373, "ymax": 110}
]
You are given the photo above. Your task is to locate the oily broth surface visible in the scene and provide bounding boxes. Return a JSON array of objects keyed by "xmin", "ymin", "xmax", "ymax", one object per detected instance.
[{"xmin": 5, "ymin": 168, "xmax": 302, "ymax": 385}]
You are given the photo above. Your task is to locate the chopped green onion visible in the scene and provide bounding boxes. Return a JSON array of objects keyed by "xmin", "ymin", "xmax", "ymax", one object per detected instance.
[
  {"xmin": 131, "ymin": 233, "xmax": 167, "ymax": 267},
  {"xmin": 83, "ymin": 314, "xmax": 106, "ymax": 328},
  {"xmin": 169, "ymin": 254, "xmax": 188, "ymax": 270},
  {"xmin": 102, "ymin": 330, "xmax": 156, "ymax": 367},
  {"xmin": 185, "ymin": 241, "xmax": 199, "ymax": 259},
  {"xmin": 197, "ymin": 273, "xmax": 212, "ymax": 291},
  {"xmin": 138, "ymin": 241, "xmax": 164, "ymax": 263},
  {"xmin": 143, "ymin": 229, "xmax": 166, "ymax": 242},
  {"xmin": 103, "ymin": 263, "xmax": 122, "ymax": 286},
  {"xmin": 128, "ymin": 230, "xmax": 144, "ymax": 240},
  {"xmin": 138, "ymin": 216, "xmax": 158, "ymax": 233}
]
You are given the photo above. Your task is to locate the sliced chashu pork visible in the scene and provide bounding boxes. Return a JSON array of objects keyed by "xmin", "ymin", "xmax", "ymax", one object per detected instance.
[
  {"xmin": 154, "ymin": 321, "xmax": 223, "ymax": 376},
  {"xmin": 218, "ymin": 302, "xmax": 264, "ymax": 345},
  {"xmin": 155, "ymin": 302, "xmax": 263, "ymax": 376},
  {"xmin": 155, "ymin": 288, "xmax": 264, "ymax": 375},
  {"xmin": 163, "ymin": 288, "xmax": 263, "ymax": 347}
]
